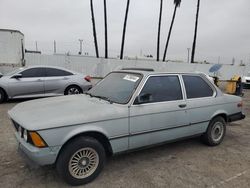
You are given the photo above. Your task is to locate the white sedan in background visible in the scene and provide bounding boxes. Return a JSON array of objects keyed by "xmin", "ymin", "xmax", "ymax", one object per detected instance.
[
  {"xmin": 242, "ymin": 72, "xmax": 250, "ymax": 88},
  {"xmin": 0, "ymin": 66, "xmax": 92, "ymax": 103}
]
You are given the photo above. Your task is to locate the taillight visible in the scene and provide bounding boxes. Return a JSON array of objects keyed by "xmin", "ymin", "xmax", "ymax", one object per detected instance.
[
  {"xmin": 237, "ymin": 101, "xmax": 243, "ymax": 108},
  {"xmin": 84, "ymin": 75, "xmax": 91, "ymax": 82}
]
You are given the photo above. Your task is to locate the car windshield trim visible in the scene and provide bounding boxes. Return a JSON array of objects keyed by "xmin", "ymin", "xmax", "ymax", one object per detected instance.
[{"xmin": 87, "ymin": 71, "xmax": 143, "ymax": 105}]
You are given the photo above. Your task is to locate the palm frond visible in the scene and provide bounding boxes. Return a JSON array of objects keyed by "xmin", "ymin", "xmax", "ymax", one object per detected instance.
[{"xmin": 174, "ymin": 0, "xmax": 181, "ymax": 7}]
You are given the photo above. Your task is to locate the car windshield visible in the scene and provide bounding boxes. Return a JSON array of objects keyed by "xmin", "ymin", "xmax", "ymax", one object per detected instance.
[
  {"xmin": 4, "ymin": 68, "xmax": 24, "ymax": 76},
  {"xmin": 88, "ymin": 72, "xmax": 142, "ymax": 104}
]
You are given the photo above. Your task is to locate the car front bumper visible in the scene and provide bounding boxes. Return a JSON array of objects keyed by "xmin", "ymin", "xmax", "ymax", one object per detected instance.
[
  {"xmin": 15, "ymin": 132, "xmax": 60, "ymax": 166},
  {"xmin": 228, "ymin": 112, "xmax": 246, "ymax": 122}
]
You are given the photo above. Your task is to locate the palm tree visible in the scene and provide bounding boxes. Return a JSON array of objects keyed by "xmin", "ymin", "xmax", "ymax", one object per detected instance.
[
  {"xmin": 157, "ymin": 0, "xmax": 163, "ymax": 62},
  {"xmin": 162, "ymin": 0, "xmax": 181, "ymax": 62},
  {"xmin": 90, "ymin": 0, "xmax": 99, "ymax": 58},
  {"xmin": 103, "ymin": 0, "xmax": 108, "ymax": 58},
  {"xmin": 191, "ymin": 0, "xmax": 200, "ymax": 63},
  {"xmin": 120, "ymin": 0, "xmax": 130, "ymax": 60}
]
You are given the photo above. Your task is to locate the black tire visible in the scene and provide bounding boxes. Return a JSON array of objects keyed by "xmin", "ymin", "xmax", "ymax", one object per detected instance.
[
  {"xmin": 202, "ymin": 116, "xmax": 226, "ymax": 146},
  {"xmin": 56, "ymin": 136, "xmax": 106, "ymax": 186},
  {"xmin": 65, "ymin": 85, "xmax": 82, "ymax": 95},
  {"xmin": 0, "ymin": 89, "xmax": 6, "ymax": 103}
]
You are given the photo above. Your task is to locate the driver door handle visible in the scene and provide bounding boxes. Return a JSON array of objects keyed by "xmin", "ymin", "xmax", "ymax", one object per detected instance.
[{"xmin": 178, "ymin": 104, "xmax": 187, "ymax": 108}]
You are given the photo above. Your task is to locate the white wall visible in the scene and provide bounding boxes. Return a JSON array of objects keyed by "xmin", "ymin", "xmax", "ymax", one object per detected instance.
[{"xmin": 24, "ymin": 53, "xmax": 249, "ymax": 80}]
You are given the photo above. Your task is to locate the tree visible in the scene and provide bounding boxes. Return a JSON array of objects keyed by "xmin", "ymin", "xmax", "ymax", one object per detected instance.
[
  {"xmin": 90, "ymin": 0, "xmax": 99, "ymax": 58},
  {"xmin": 156, "ymin": 0, "xmax": 163, "ymax": 62},
  {"xmin": 120, "ymin": 0, "xmax": 130, "ymax": 60},
  {"xmin": 103, "ymin": 0, "xmax": 108, "ymax": 58},
  {"xmin": 162, "ymin": 0, "xmax": 181, "ymax": 62},
  {"xmin": 191, "ymin": 0, "xmax": 200, "ymax": 63}
]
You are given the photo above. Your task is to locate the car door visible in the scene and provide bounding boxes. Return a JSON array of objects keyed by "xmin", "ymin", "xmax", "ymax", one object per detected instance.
[
  {"xmin": 8, "ymin": 67, "xmax": 45, "ymax": 98},
  {"xmin": 181, "ymin": 75, "xmax": 217, "ymax": 134},
  {"xmin": 129, "ymin": 74, "xmax": 189, "ymax": 150},
  {"xmin": 44, "ymin": 68, "xmax": 73, "ymax": 95}
]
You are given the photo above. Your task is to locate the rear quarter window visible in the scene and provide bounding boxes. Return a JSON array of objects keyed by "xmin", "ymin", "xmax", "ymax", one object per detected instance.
[{"xmin": 183, "ymin": 75, "xmax": 214, "ymax": 99}]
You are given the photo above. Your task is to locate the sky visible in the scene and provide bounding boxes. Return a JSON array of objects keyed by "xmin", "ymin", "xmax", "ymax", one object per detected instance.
[{"xmin": 0, "ymin": 0, "xmax": 250, "ymax": 64}]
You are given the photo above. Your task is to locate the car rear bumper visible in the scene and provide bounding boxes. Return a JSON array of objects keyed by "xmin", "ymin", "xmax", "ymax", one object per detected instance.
[
  {"xmin": 15, "ymin": 132, "xmax": 60, "ymax": 166},
  {"xmin": 228, "ymin": 112, "xmax": 246, "ymax": 122},
  {"xmin": 243, "ymin": 83, "xmax": 250, "ymax": 89}
]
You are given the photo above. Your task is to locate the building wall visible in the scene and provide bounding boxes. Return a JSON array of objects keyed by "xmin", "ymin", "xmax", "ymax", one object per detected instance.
[{"xmin": 25, "ymin": 53, "xmax": 249, "ymax": 79}]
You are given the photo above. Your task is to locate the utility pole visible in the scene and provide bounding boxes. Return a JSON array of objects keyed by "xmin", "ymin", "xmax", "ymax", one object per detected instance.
[
  {"xmin": 187, "ymin": 48, "xmax": 190, "ymax": 63},
  {"xmin": 35, "ymin": 41, "xmax": 38, "ymax": 51},
  {"xmin": 218, "ymin": 56, "xmax": 220, "ymax": 64},
  {"xmin": 103, "ymin": 0, "xmax": 108, "ymax": 59},
  {"xmin": 90, "ymin": 0, "xmax": 99, "ymax": 58},
  {"xmin": 53, "ymin": 40, "xmax": 56, "ymax": 54},
  {"xmin": 78, "ymin": 39, "xmax": 83, "ymax": 55}
]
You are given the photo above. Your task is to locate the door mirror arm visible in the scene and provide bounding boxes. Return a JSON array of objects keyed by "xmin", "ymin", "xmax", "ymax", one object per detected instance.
[
  {"xmin": 134, "ymin": 93, "xmax": 152, "ymax": 105},
  {"xmin": 12, "ymin": 74, "xmax": 22, "ymax": 79}
]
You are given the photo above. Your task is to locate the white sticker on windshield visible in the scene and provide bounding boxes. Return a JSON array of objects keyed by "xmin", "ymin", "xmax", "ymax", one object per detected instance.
[{"xmin": 123, "ymin": 75, "xmax": 139, "ymax": 82}]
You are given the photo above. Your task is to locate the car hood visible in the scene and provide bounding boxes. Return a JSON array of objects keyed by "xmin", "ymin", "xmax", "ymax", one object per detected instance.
[{"xmin": 8, "ymin": 95, "xmax": 128, "ymax": 131}]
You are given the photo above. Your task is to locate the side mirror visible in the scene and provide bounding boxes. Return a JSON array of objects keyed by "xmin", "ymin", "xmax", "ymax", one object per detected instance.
[
  {"xmin": 134, "ymin": 93, "xmax": 152, "ymax": 104},
  {"xmin": 12, "ymin": 73, "xmax": 22, "ymax": 79}
]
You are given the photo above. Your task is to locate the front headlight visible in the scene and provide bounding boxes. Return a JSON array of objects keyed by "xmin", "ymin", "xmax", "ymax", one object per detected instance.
[{"xmin": 18, "ymin": 126, "xmax": 22, "ymax": 137}]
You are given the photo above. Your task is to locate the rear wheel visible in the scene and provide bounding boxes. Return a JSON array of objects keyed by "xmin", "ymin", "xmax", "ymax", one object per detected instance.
[
  {"xmin": 202, "ymin": 116, "xmax": 226, "ymax": 146},
  {"xmin": 0, "ymin": 89, "xmax": 6, "ymax": 103},
  {"xmin": 65, "ymin": 85, "xmax": 82, "ymax": 95},
  {"xmin": 56, "ymin": 137, "xmax": 106, "ymax": 186}
]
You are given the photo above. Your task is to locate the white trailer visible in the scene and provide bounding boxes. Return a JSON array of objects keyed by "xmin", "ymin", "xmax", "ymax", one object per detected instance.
[{"xmin": 0, "ymin": 29, "xmax": 25, "ymax": 74}]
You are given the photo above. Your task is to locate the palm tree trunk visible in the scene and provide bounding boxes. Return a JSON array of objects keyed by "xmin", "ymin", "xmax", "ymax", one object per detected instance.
[
  {"xmin": 163, "ymin": 5, "xmax": 178, "ymax": 62},
  {"xmin": 157, "ymin": 0, "xmax": 163, "ymax": 62},
  {"xmin": 191, "ymin": 0, "xmax": 200, "ymax": 63},
  {"xmin": 90, "ymin": 0, "xmax": 99, "ymax": 58},
  {"xmin": 120, "ymin": 0, "xmax": 130, "ymax": 60},
  {"xmin": 103, "ymin": 0, "xmax": 108, "ymax": 58}
]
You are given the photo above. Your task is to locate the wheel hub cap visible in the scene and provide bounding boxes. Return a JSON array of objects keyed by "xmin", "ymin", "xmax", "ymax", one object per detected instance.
[
  {"xmin": 211, "ymin": 122, "xmax": 224, "ymax": 142},
  {"xmin": 68, "ymin": 88, "xmax": 80, "ymax": 95},
  {"xmin": 68, "ymin": 148, "xmax": 99, "ymax": 179}
]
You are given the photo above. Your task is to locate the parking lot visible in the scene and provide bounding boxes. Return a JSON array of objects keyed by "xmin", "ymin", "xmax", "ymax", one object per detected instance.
[{"xmin": 0, "ymin": 91, "xmax": 250, "ymax": 188}]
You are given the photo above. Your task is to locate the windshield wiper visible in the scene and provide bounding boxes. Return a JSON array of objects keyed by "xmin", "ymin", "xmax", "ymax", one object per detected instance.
[
  {"xmin": 92, "ymin": 95, "xmax": 113, "ymax": 104},
  {"xmin": 85, "ymin": 92, "xmax": 93, "ymax": 97},
  {"xmin": 85, "ymin": 92, "xmax": 113, "ymax": 104}
]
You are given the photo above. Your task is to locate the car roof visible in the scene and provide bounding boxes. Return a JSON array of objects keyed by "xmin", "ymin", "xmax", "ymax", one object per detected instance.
[
  {"xmin": 116, "ymin": 70, "xmax": 206, "ymax": 77},
  {"xmin": 22, "ymin": 65, "xmax": 78, "ymax": 74}
]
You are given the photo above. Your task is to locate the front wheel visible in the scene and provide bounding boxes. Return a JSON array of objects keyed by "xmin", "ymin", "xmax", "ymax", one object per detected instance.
[
  {"xmin": 202, "ymin": 116, "xmax": 226, "ymax": 146},
  {"xmin": 56, "ymin": 137, "xmax": 106, "ymax": 186}
]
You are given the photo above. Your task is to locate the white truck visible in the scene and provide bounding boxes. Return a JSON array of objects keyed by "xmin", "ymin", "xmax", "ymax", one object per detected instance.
[{"xmin": 0, "ymin": 29, "xmax": 25, "ymax": 74}]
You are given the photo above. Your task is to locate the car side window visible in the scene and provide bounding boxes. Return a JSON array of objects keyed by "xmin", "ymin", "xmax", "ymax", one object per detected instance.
[
  {"xmin": 46, "ymin": 68, "xmax": 73, "ymax": 77},
  {"xmin": 183, "ymin": 75, "xmax": 214, "ymax": 99},
  {"xmin": 21, "ymin": 68, "xmax": 45, "ymax": 78},
  {"xmin": 136, "ymin": 75, "xmax": 183, "ymax": 104}
]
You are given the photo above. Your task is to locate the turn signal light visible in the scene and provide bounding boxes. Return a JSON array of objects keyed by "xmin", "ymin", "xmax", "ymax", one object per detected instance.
[{"xmin": 29, "ymin": 132, "xmax": 47, "ymax": 148}]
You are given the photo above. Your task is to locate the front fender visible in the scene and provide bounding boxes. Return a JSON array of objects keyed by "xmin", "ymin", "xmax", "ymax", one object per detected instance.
[{"xmin": 38, "ymin": 124, "xmax": 110, "ymax": 147}]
